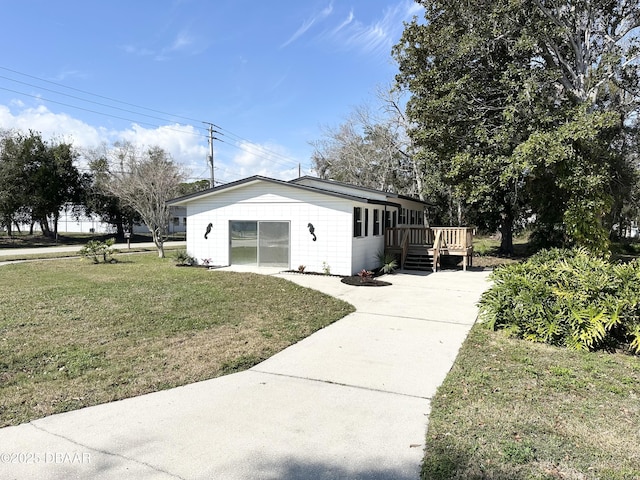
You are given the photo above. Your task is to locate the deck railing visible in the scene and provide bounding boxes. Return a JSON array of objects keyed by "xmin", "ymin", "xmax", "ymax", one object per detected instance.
[
  {"xmin": 384, "ymin": 227, "xmax": 435, "ymax": 248},
  {"xmin": 385, "ymin": 226, "xmax": 475, "ymax": 271},
  {"xmin": 430, "ymin": 226, "xmax": 474, "ymax": 251}
]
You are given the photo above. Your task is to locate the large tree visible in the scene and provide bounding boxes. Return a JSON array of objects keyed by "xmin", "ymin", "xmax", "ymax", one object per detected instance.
[
  {"xmin": 0, "ymin": 130, "xmax": 86, "ymax": 237},
  {"xmin": 519, "ymin": 0, "xmax": 640, "ymax": 251},
  {"xmin": 84, "ymin": 152, "xmax": 141, "ymax": 239},
  {"xmin": 105, "ymin": 142, "xmax": 185, "ymax": 257},
  {"xmin": 394, "ymin": 0, "xmax": 640, "ymax": 253},
  {"xmin": 0, "ymin": 130, "xmax": 26, "ymax": 235}
]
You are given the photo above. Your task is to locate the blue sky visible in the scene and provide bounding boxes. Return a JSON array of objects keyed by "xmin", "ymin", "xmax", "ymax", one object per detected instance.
[{"xmin": 0, "ymin": 0, "xmax": 423, "ymax": 184}]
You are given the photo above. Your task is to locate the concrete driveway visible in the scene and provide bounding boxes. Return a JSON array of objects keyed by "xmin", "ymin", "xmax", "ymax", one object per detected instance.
[{"xmin": 0, "ymin": 267, "xmax": 491, "ymax": 480}]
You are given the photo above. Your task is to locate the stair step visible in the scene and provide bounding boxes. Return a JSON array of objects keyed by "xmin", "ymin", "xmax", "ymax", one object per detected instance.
[{"xmin": 404, "ymin": 251, "xmax": 434, "ymax": 271}]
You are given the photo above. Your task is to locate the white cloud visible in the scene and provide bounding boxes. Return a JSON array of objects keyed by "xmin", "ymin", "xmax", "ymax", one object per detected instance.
[
  {"xmin": 226, "ymin": 140, "xmax": 300, "ymax": 181},
  {"xmin": 0, "ymin": 103, "xmax": 301, "ymax": 183},
  {"xmin": 332, "ymin": 10, "xmax": 355, "ymax": 34},
  {"xmin": 321, "ymin": 0, "xmax": 424, "ymax": 57},
  {"xmin": 53, "ymin": 70, "xmax": 89, "ymax": 82},
  {"xmin": 119, "ymin": 123, "xmax": 208, "ymax": 174},
  {"xmin": 122, "ymin": 29, "xmax": 204, "ymax": 61},
  {"xmin": 169, "ymin": 32, "xmax": 194, "ymax": 51},
  {"xmin": 122, "ymin": 45, "xmax": 154, "ymax": 56},
  {"xmin": 0, "ymin": 103, "xmax": 205, "ymax": 170},
  {"xmin": 281, "ymin": 2, "xmax": 334, "ymax": 48},
  {"xmin": 0, "ymin": 104, "xmax": 105, "ymax": 146}
]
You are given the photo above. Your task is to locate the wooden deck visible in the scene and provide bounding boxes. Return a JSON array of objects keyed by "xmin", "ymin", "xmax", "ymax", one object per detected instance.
[{"xmin": 384, "ymin": 227, "xmax": 475, "ymax": 272}]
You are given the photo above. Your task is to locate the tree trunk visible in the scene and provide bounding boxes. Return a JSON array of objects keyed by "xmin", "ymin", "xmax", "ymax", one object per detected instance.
[
  {"xmin": 40, "ymin": 218, "xmax": 52, "ymax": 237},
  {"xmin": 114, "ymin": 213, "xmax": 125, "ymax": 240},
  {"xmin": 153, "ymin": 227, "xmax": 165, "ymax": 258},
  {"xmin": 53, "ymin": 213, "xmax": 59, "ymax": 239},
  {"xmin": 499, "ymin": 211, "xmax": 514, "ymax": 255},
  {"xmin": 3, "ymin": 217, "xmax": 12, "ymax": 236}
]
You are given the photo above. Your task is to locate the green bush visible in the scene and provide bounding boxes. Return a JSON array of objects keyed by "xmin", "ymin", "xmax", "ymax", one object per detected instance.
[
  {"xmin": 172, "ymin": 249, "xmax": 196, "ymax": 266},
  {"xmin": 479, "ymin": 247, "xmax": 640, "ymax": 354},
  {"xmin": 376, "ymin": 250, "xmax": 398, "ymax": 273},
  {"xmin": 79, "ymin": 238, "xmax": 117, "ymax": 264}
]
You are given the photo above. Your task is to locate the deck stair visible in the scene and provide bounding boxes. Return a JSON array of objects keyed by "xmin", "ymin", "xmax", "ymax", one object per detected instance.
[
  {"xmin": 385, "ymin": 226, "xmax": 474, "ymax": 272},
  {"xmin": 402, "ymin": 245, "xmax": 433, "ymax": 271}
]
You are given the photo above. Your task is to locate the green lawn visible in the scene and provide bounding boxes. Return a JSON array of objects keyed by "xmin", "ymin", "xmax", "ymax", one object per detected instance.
[
  {"xmin": 422, "ymin": 325, "xmax": 640, "ymax": 480},
  {"xmin": 0, "ymin": 255, "xmax": 354, "ymax": 427}
]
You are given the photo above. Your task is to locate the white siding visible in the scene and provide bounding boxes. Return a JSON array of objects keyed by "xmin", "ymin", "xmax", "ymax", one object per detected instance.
[
  {"xmin": 395, "ymin": 197, "xmax": 427, "ymax": 226},
  {"xmin": 351, "ymin": 204, "xmax": 386, "ymax": 274},
  {"xmin": 185, "ymin": 182, "xmax": 357, "ymax": 275}
]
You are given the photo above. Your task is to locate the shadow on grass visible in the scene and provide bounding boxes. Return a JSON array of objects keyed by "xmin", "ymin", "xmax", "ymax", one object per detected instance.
[
  {"xmin": 252, "ymin": 457, "xmax": 419, "ymax": 480},
  {"xmin": 421, "ymin": 445, "xmax": 535, "ymax": 480}
]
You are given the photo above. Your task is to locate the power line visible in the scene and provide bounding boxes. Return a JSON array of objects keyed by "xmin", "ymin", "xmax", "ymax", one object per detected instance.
[
  {"xmin": 214, "ymin": 126, "xmax": 302, "ymax": 167},
  {"xmin": 0, "ymin": 74, "xmax": 210, "ymax": 134},
  {"xmin": 0, "ymin": 86, "xmax": 208, "ymax": 140},
  {"xmin": 0, "ymin": 65, "xmax": 310, "ymax": 171},
  {"xmin": 0, "ymin": 65, "xmax": 207, "ymax": 126}
]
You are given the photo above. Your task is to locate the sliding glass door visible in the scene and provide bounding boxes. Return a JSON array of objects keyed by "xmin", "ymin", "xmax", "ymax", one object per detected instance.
[{"xmin": 230, "ymin": 221, "xmax": 289, "ymax": 267}]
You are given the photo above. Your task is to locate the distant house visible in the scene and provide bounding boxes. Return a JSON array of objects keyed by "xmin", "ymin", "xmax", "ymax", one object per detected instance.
[
  {"xmin": 167, "ymin": 175, "xmax": 429, "ymax": 275},
  {"xmin": 11, "ymin": 205, "xmax": 187, "ymax": 236}
]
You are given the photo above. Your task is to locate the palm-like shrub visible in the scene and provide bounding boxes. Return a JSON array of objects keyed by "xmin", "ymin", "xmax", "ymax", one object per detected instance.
[
  {"xmin": 479, "ymin": 248, "xmax": 640, "ymax": 353},
  {"xmin": 80, "ymin": 238, "xmax": 117, "ymax": 264}
]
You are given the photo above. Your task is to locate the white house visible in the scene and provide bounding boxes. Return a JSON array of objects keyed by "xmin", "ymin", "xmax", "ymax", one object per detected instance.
[
  {"xmin": 15, "ymin": 205, "xmax": 188, "ymax": 235},
  {"xmin": 167, "ymin": 175, "xmax": 429, "ymax": 276}
]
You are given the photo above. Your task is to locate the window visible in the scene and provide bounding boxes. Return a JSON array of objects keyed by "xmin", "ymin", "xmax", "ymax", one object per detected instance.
[
  {"xmin": 410, "ymin": 210, "xmax": 416, "ymax": 225},
  {"xmin": 373, "ymin": 209, "xmax": 381, "ymax": 236},
  {"xmin": 353, "ymin": 207, "xmax": 362, "ymax": 237},
  {"xmin": 384, "ymin": 210, "xmax": 391, "ymax": 229},
  {"xmin": 183, "ymin": 217, "xmax": 187, "ymax": 226},
  {"xmin": 364, "ymin": 208, "xmax": 369, "ymax": 236},
  {"xmin": 172, "ymin": 217, "xmax": 180, "ymax": 226}
]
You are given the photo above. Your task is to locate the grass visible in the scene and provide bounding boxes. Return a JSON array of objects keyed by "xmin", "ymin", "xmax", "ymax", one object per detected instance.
[
  {"xmin": 0, "ymin": 246, "xmax": 183, "ymax": 263},
  {"xmin": 0, "ymin": 255, "xmax": 354, "ymax": 427},
  {"xmin": 421, "ymin": 325, "xmax": 640, "ymax": 480},
  {"xmin": 472, "ymin": 233, "xmax": 531, "ymax": 268}
]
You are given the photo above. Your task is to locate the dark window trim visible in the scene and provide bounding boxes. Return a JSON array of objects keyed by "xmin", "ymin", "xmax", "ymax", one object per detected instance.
[
  {"xmin": 364, "ymin": 208, "xmax": 369, "ymax": 237},
  {"xmin": 353, "ymin": 207, "xmax": 362, "ymax": 237}
]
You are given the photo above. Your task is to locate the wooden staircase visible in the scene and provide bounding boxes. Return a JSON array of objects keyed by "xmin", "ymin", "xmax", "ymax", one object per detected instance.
[
  {"xmin": 385, "ymin": 226, "xmax": 474, "ymax": 272},
  {"xmin": 402, "ymin": 246, "xmax": 434, "ymax": 271}
]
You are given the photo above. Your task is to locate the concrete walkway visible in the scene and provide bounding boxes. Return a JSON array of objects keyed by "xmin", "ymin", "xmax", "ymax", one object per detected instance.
[{"xmin": 0, "ymin": 267, "xmax": 491, "ymax": 480}]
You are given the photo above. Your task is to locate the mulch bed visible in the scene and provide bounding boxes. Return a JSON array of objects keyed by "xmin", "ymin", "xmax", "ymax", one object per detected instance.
[
  {"xmin": 283, "ymin": 269, "xmax": 392, "ymax": 286},
  {"xmin": 340, "ymin": 276, "xmax": 392, "ymax": 287}
]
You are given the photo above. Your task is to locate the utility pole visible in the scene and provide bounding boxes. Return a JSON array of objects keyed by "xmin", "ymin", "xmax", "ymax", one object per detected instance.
[{"xmin": 204, "ymin": 122, "xmax": 217, "ymax": 188}]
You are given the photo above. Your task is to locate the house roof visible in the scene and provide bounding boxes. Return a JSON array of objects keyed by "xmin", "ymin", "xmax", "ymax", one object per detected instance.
[
  {"xmin": 290, "ymin": 176, "xmax": 433, "ymax": 206},
  {"xmin": 167, "ymin": 175, "xmax": 420, "ymax": 207}
]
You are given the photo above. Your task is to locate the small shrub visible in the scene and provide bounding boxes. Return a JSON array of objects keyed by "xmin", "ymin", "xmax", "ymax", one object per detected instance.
[
  {"xmin": 321, "ymin": 261, "xmax": 331, "ymax": 275},
  {"xmin": 79, "ymin": 238, "xmax": 117, "ymax": 264},
  {"xmin": 201, "ymin": 258, "xmax": 212, "ymax": 266},
  {"xmin": 357, "ymin": 269, "xmax": 374, "ymax": 282},
  {"xmin": 479, "ymin": 247, "xmax": 640, "ymax": 354},
  {"xmin": 376, "ymin": 251, "xmax": 398, "ymax": 273},
  {"xmin": 297, "ymin": 265, "xmax": 306, "ymax": 273},
  {"xmin": 172, "ymin": 249, "xmax": 195, "ymax": 266}
]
